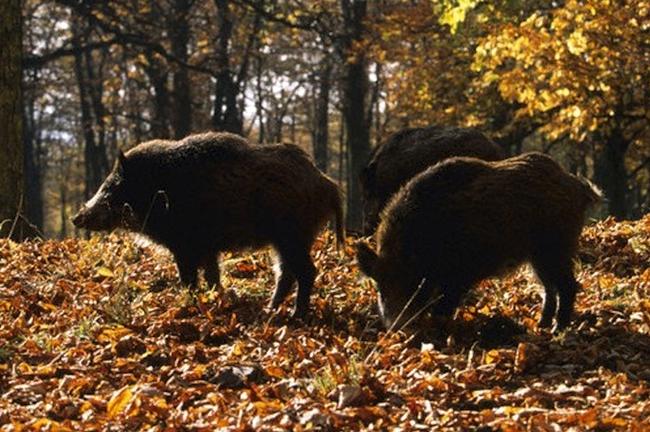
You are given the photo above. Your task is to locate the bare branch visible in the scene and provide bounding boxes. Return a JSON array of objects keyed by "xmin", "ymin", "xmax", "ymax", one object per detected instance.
[
  {"xmin": 55, "ymin": 0, "xmax": 217, "ymax": 76},
  {"xmin": 629, "ymin": 156, "xmax": 650, "ymax": 179},
  {"xmin": 24, "ymin": 38, "xmax": 119, "ymax": 69}
]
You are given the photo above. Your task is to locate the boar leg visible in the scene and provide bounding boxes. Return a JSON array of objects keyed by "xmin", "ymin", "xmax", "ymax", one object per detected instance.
[
  {"xmin": 532, "ymin": 263, "xmax": 558, "ymax": 329},
  {"xmin": 293, "ymin": 255, "xmax": 316, "ymax": 319},
  {"xmin": 277, "ymin": 242, "xmax": 316, "ymax": 319},
  {"xmin": 431, "ymin": 283, "xmax": 464, "ymax": 318},
  {"xmin": 269, "ymin": 259, "xmax": 296, "ymax": 310},
  {"xmin": 533, "ymin": 256, "xmax": 578, "ymax": 331},
  {"xmin": 539, "ymin": 287, "xmax": 558, "ymax": 329},
  {"xmin": 174, "ymin": 252, "xmax": 200, "ymax": 289},
  {"xmin": 554, "ymin": 262, "xmax": 579, "ymax": 332},
  {"xmin": 202, "ymin": 254, "xmax": 222, "ymax": 289}
]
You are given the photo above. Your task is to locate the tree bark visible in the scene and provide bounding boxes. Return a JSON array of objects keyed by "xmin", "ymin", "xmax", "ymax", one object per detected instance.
[
  {"xmin": 0, "ymin": 0, "xmax": 24, "ymax": 239},
  {"xmin": 338, "ymin": 0, "xmax": 370, "ymax": 231},
  {"xmin": 59, "ymin": 181, "xmax": 68, "ymax": 239},
  {"xmin": 73, "ymin": 24, "xmax": 108, "ymax": 200},
  {"xmin": 594, "ymin": 127, "xmax": 630, "ymax": 219},
  {"xmin": 212, "ymin": 0, "xmax": 244, "ymax": 134},
  {"xmin": 144, "ymin": 49, "xmax": 171, "ymax": 138},
  {"xmin": 254, "ymin": 55, "xmax": 265, "ymax": 142},
  {"xmin": 312, "ymin": 54, "xmax": 331, "ymax": 173},
  {"xmin": 23, "ymin": 70, "xmax": 44, "ymax": 232},
  {"xmin": 143, "ymin": 3, "xmax": 171, "ymax": 139},
  {"xmin": 84, "ymin": 46, "xmax": 109, "ymax": 177},
  {"xmin": 267, "ymin": 91, "xmax": 282, "ymax": 142},
  {"xmin": 170, "ymin": 0, "xmax": 192, "ymax": 138}
]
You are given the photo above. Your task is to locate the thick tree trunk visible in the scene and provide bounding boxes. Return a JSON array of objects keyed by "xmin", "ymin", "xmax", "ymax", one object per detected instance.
[
  {"xmin": 0, "ymin": 0, "xmax": 24, "ymax": 239},
  {"xmin": 170, "ymin": 0, "xmax": 192, "ymax": 138},
  {"xmin": 338, "ymin": 115, "xmax": 345, "ymax": 186},
  {"xmin": 490, "ymin": 98, "xmax": 539, "ymax": 156},
  {"xmin": 143, "ymin": 3, "xmax": 171, "ymax": 139},
  {"xmin": 73, "ymin": 26, "xmax": 107, "ymax": 200},
  {"xmin": 74, "ymin": 49, "xmax": 97, "ymax": 199},
  {"xmin": 144, "ymin": 50, "xmax": 171, "ymax": 138},
  {"xmin": 23, "ymin": 129, "xmax": 43, "ymax": 232},
  {"xmin": 339, "ymin": 0, "xmax": 370, "ymax": 232},
  {"xmin": 594, "ymin": 128, "xmax": 630, "ymax": 219},
  {"xmin": 23, "ymin": 72, "xmax": 44, "ymax": 232},
  {"xmin": 212, "ymin": 0, "xmax": 243, "ymax": 134},
  {"xmin": 312, "ymin": 55, "xmax": 331, "ymax": 173},
  {"xmin": 84, "ymin": 47, "xmax": 109, "ymax": 179}
]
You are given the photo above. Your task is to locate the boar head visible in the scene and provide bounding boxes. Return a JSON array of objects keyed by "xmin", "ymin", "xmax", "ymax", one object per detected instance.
[
  {"xmin": 72, "ymin": 152, "xmax": 139, "ymax": 231},
  {"xmin": 356, "ymin": 241, "xmax": 424, "ymax": 330}
]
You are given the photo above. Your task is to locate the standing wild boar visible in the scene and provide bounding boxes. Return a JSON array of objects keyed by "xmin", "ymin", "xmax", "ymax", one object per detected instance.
[
  {"xmin": 360, "ymin": 125, "xmax": 505, "ymax": 234},
  {"xmin": 73, "ymin": 132, "xmax": 344, "ymax": 318},
  {"xmin": 357, "ymin": 152, "xmax": 602, "ymax": 332}
]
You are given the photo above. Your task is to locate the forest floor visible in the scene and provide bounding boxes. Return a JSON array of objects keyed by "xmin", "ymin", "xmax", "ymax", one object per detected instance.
[{"xmin": 0, "ymin": 216, "xmax": 649, "ymax": 431}]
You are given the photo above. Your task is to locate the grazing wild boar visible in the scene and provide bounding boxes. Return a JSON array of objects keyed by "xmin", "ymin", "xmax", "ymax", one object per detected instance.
[
  {"xmin": 356, "ymin": 152, "xmax": 602, "ymax": 332},
  {"xmin": 73, "ymin": 132, "xmax": 344, "ymax": 318},
  {"xmin": 360, "ymin": 125, "xmax": 505, "ymax": 234}
]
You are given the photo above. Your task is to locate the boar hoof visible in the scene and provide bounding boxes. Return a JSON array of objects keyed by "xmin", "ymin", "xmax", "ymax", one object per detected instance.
[
  {"xmin": 551, "ymin": 321, "xmax": 569, "ymax": 335},
  {"xmin": 290, "ymin": 306, "xmax": 308, "ymax": 321}
]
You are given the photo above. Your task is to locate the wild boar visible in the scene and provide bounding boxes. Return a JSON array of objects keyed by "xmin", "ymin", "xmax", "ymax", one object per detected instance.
[
  {"xmin": 360, "ymin": 125, "xmax": 505, "ymax": 234},
  {"xmin": 73, "ymin": 132, "xmax": 344, "ymax": 318},
  {"xmin": 356, "ymin": 152, "xmax": 601, "ymax": 332}
]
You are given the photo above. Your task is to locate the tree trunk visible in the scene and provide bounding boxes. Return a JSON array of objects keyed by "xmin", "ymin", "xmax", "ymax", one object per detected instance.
[
  {"xmin": 84, "ymin": 46, "xmax": 109, "ymax": 178},
  {"xmin": 290, "ymin": 112, "xmax": 296, "ymax": 143},
  {"xmin": 338, "ymin": 114, "xmax": 345, "ymax": 187},
  {"xmin": 144, "ymin": 50, "xmax": 171, "ymax": 138},
  {"xmin": 143, "ymin": 3, "xmax": 171, "ymax": 139},
  {"xmin": 312, "ymin": 55, "xmax": 331, "ymax": 173},
  {"xmin": 0, "ymin": 0, "xmax": 23, "ymax": 239},
  {"xmin": 170, "ymin": 0, "xmax": 192, "ymax": 138},
  {"xmin": 594, "ymin": 127, "xmax": 630, "ymax": 219},
  {"xmin": 23, "ymin": 71, "xmax": 44, "ymax": 232},
  {"xmin": 371, "ymin": 63, "xmax": 383, "ymax": 148},
  {"xmin": 59, "ymin": 181, "xmax": 67, "ymax": 240},
  {"xmin": 490, "ymin": 98, "xmax": 539, "ymax": 156},
  {"xmin": 212, "ymin": 0, "xmax": 243, "ymax": 134},
  {"xmin": 339, "ymin": 0, "xmax": 370, "ymax": 232},
  {"xmin": 255, "ymin": 55, "xmax": 265, "ymax": 143},
  {"xmin": 73, "ymin": 24, "xmax": 107, "ymax": 200}
]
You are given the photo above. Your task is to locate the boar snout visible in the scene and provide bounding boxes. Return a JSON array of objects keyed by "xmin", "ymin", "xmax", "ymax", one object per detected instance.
[
  {"xmin": 71, "ymin": 210, "xmax": 85, "ymax": 227},
  {"xmin": 72, "ymin": 201, "xmax": 113, "ymax": 231}
]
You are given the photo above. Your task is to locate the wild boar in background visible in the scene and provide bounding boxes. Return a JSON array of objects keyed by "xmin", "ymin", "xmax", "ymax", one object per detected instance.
[
  {"xmin": 357, "ymin": 152, "xmax": 602, "ymax": 333},
  {"xmin": 360, "ymin": 125, "xmax": 505, "ymax": 234},
  {"xmin": 73, "ymin": 132, "xmax": 344, "ymax": 319}
]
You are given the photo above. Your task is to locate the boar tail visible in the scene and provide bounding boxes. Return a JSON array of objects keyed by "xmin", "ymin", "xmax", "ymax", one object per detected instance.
[{"xmin": 578, "ymin": 176, "xmax": 604, "ymax": 206}]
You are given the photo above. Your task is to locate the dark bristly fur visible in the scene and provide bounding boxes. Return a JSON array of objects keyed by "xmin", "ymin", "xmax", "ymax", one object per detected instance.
[
  {"xmin": 356, "ymin": 152, "xmax": 602, "ymax": 333},
  {"xmin": 360, "ymin": 125, "xmax": 505, "ymax": 234},
  {"xmin": 72, "ymin": 132, "xmax": 344, "ymax": 318}
]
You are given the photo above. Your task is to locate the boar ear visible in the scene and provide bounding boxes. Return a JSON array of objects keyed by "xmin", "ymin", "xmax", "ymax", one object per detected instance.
[{"xmin": 356, "ymin": 241, "xmax": 378, "ymax": 278}]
